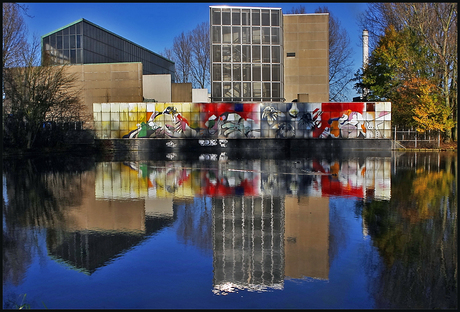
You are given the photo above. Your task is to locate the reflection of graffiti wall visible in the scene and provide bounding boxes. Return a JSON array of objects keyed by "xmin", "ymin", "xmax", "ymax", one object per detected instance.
[
  {"xmin": 95, "ymin": 159, "xmax": 391, "ymax": 201},
  {"xmin": 93, "ymin": 102, "xmax": 391, "ymax": 139}
]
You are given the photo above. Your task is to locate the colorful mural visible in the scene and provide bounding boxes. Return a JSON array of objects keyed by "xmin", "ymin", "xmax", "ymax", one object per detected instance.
[
  {"xmin": 95, "ymin": 158, "xmax": 391, "ymax": 201},
  {"xmin": 93, "ymin": 102, "xmax": 391, "ymax": 139}
]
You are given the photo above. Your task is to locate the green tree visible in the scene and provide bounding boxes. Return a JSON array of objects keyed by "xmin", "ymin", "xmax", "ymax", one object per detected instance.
[
  {"xmin": 358, "ymin": 25, "xmax": 454, "ymax": 133},
  {"xmin": 358, "ymin": 3, "xmax": 457, "ymax": 141}
]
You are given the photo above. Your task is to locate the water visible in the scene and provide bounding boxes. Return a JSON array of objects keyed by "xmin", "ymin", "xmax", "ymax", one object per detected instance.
[{"xmin": 2, "ymin": 151, "xmax": 457, "ymax": 309}]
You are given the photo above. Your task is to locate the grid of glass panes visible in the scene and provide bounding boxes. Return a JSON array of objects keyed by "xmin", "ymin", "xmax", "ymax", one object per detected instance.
[
  {"xmin": 210, "ymin": 6, "xmax": 283, "ymax": 102},
  {"xmin": 42, "ymin": 21, "xmax": 84, "ymax": 64},
  {"xmin": 42, "ymin": 20, "xmax": 175, "ymax": 79}
]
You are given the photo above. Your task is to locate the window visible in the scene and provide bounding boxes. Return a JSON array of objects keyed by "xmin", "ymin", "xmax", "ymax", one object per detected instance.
[
  {"xmin": 222, "ymin": 9, "xmax": 231, "ymax": 25},
  {"xmin": 212, "ymin": 26, "xmax": 221, "ymax": 43},
  {"xmin": 242, "ymin": 27, "xmax": 250, "ymax": 44},
  {"xmin": 262, "ymin": 46, "xmax": 270, "ymax": 63},
  {"xmin": 252, "ymin": 27, "xmax": 260, "ymax": 44},
  {"xmin": 272, "ymin": 64, "xmax": 280, "ymax": 81},
  {"xmin": 233, "ymin": 64, "xmax": 241, "ymax": 81},
  {"xmin": 213, "ymin": 64, "xmax": 221, "ymax": 81},
  {"xmin": 242, "ymin": 9, "xmax": 250, "ymax": 25},
  {"xmin": 242, "ymin": 45, "xmax": 251, "ymax": 62},
  {"xmin": 271, "ymin": 10, "xmax": 280, "ymax": 27},
  {"xmin": 213, "ymin": 45, "xmax": 221, "ymax": 62},
  {"xmin": 262, "ymin": 83, "xmax": 271, "ymax": 98},
  {"xmin": 262, "ymin": 64, "xmax": 270, "ymax": 81},
  {"xmin": 272, "ymin": 46, "xmax": 280, "ymax": 63},
  {"xmin": 252, "ymin": 9, "xmax": 260, "ymax": 26},
  {"xmin": 253, "ymin": 64, "xmax": 261, "ymax": 81},
  {"xmin": 212, "ymin": 8, "xmax": 221, "ymax": 25},
  {"xmin": 213, "ymin": 82, "xmax": 222, "ymax": 99},
  {"xmin": 271, "ymin": 28, "xmax": 280, "ymax": 44},
  {"xmin": 232, "ymin": 10, "xmax": 240, "ymax": 25},
  {"xmin": 232, "ymin": 27, "xmax": 240, "ymax": 44},
  {"xmin": 223, "ymin": 64, "xmax": 231, "ymax": 81},
  {"xmin": 222, "ymin": 26, "xmax": 231, "ymax": 43},
  {"xmin": 233, "ymin": 45, "xmax": 241, "ymax": 62},
  {"xmin": 243, "ymin": 64, "xmax": 251, "ymax": 81},
  {"xmin": 287, "ymin": 52, "xmax": 296, "ymax": 57},
  {"xmin": 243, "ymin": 82, "xmax": 251, "ymax": 98},
  {"xmin": 222, "ymin": 45, "xmax": 231, "ymax": 62},
  {"xmin": 262, "ymin": 10, "xmax": 270, "ymax": 26},
  {"xmin": 233, "ymin": 82, "xmax": 241, "ymax": 100},
  {"xmin": 252, "ymin": 46, "xmax": 260, "ymax": 62},
  {"xmin": 262, "ymin": 27, "xmax": 270, "ymax": 44}
]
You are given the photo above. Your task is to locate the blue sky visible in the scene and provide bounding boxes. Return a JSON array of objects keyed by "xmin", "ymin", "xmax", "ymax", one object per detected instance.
[{"xmin": 22, "ymin": 2, "xmax": 369, "ymax": 100}]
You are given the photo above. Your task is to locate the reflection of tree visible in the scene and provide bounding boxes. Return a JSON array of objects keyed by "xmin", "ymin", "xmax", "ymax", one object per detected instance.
[
  {"xmin": 174, "ymin": 197, "xmax": 213, "ymax": 256},
  {"xmin": 363, "ymin": 154, "xmax": 457, "ymax": 308},
  {"xmin": 2, "ymin": 156, "xmax": 95, "ymax": 285}
]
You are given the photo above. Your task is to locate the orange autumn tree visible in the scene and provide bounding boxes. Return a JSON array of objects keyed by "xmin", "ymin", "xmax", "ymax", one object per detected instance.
[{"xmin": 395, "ymin": 77, "xmax": 455, "ymax": 133}]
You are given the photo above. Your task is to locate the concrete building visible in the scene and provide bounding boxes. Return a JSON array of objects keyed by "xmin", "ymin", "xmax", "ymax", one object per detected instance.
[
  {"xmin": 283, "ymin": 13, "xmax": 329, "ymax": 103},
  {"xmin": 209, "ymin": 5, "xmax": 329, "ymax": 103},
  {"xmin": 65, "ymin": 62, "xmax": 143, "ymax": 115},
  {"xmin": 41, "ymin": 18, "xmax": 175, "ymax": 79}
]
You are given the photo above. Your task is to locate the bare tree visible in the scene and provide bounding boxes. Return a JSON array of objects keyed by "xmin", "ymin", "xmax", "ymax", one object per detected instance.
[
  {"xmin": 172, "ymin": 32, "xmax": 193, "ymax": 84},
  {"xmin": 2, "ymin": 3, "xmax": 29, "ymax": 69},
  {"xmin": 286, "ymin": 5, "xmax": 355, "ymax": 101},
  {"xmin": 190, "ymin": 22, "xmax": 210, "ymax": 89},
  {"xmin": 3, "ymin": 3, "xmax": 85, "ymax": 149},
  {"xmin": 316, "ymin": 6, "xmax": 355, "ymax": 101},
  {"xmin": 163, "ymin": 22, "xmax": 210, "ymax": 89},
  {"xmin": 4, "ymin": 41, "xmax": 84, "ymax": 149},
  {"xmin": 286, "ymin": 5, "xmax": 307, "ymax": 14}
]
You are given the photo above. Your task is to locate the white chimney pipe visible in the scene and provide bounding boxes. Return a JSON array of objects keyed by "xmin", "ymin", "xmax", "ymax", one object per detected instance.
[
  {"xmin": 362, "ymin": 29, "xmax": 369, "ymax": 68},
  {"xmin": 362, "ymin": 30, "xmax": 369, "ymax": 99}
]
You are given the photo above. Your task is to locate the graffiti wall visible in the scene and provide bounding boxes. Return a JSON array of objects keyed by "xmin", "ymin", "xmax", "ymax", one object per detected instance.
[{"xmin": 93, "ymin": 102, "xmax": 391, "ymax": 139}]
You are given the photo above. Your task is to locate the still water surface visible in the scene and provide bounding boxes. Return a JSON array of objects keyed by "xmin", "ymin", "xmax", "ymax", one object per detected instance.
[{"xmin": 2, "ymin": 151, "xmax": 457, "ymax": 309}]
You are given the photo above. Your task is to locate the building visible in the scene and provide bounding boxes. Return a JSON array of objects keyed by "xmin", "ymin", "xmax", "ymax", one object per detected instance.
[
  {"xmin": 210, "ymin": 6, "xmax": 284, "ymax": 102},
  {"xmin": 41, "ymin": 18, "xmax": 175, "ymax": 79},
  {"xmin": 209, "ymin": 5, "xmax": 329, "ymax": 103},
  {"xmin": 283, "ymin": 13, "xmax": 329, "ymax": 102}
]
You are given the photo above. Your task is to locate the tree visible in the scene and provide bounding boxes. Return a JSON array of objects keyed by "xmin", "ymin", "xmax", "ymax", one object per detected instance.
[
  {"xmin": 2, "ymin": 3, "xmax": 29, "ymax": 69},
  {"xmin": 286, "ymin": 5, "xmax": 355, "ymax": 101},
  {"xmin": 358, "ymin": 3, "xmax": 457, "ymax": 141},
  {"xmin": 315, "ymin": 6, "xmax": 355, "ymax": 101},
  {"xmin": 358, "ymin": 25, "xmax": 454, "ymax": 133},
  {"xmin": 3, "ymin": 4, "xmax": 86, "ymax": 150},
  {"xmin": 163, "ymin": 22, "xmax": 210, "ymax": 89}
]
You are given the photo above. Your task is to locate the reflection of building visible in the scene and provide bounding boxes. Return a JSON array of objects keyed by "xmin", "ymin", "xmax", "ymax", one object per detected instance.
[
  {"xmin": 46, "ymin": 171, "xmax": 176, "ymax": 274},
  {"xmin": 284, "ymin": 196, "xmax": 329, "ymax": 280},
  {"xmin": 212, "ymin": 196, "xmax": 285, "ymax": 293}
]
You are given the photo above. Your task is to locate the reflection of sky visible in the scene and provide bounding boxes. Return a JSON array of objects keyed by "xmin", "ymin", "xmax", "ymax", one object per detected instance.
[{"xmin": 3, "ymin": 195, "xmax": 384, "ymax": 309}]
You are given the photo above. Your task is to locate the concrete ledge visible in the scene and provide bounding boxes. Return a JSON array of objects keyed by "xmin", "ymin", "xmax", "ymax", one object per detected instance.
[{"xmin": 95, "ymin": 138, "xmax": 393, "ymax": 161}]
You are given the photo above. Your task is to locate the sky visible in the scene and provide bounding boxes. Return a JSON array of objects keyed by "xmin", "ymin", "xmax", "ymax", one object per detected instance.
[{"xmin": 21, "ymin": 2, "xmax": 369, "ymax": 100}]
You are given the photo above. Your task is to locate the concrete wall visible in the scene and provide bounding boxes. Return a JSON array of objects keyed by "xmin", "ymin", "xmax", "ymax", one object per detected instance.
[
  {"xmin": 283, "ymin": 14, "xmax": 329, "ymax": 103},
  {"xmin": 66, "ymin": 62, "xmax": 143, "ymax": 119},
  {"xmin": 143, "ymin": 74, "xmax": 172, "ymax": 102},
  {"xmin": 192, "ymin": 89, "xmax": 210, "ymax": 103},
  {"xmin": 171, "ymin": 83, "xmax": 192, "ymax": 102}
]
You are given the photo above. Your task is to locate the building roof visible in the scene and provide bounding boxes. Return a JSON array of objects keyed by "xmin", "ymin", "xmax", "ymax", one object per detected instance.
[{"xmin": 41, "ymin": 18, "xmax": 174, "ymax": 64}]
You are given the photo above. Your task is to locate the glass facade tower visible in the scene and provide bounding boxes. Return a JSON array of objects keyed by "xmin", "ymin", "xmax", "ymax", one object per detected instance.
[
  {"xmin": 210, "ymin": 6, "xmax": 284, "ymax": 102},
  {"xmin": 41, "ymin": 19, "xmax": 175, "ymax": 79}
]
